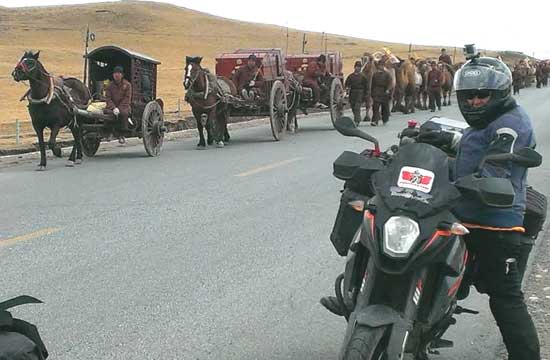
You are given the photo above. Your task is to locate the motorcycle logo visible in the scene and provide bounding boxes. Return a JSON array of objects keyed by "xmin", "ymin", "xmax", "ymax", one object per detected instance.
[{"xmin": 397, "ymin": 166, "xmax": 435, "ymax": 193}]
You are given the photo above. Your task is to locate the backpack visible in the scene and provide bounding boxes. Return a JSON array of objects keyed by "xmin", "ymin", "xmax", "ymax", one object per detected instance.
[{"xmin": 0, "ymin": 296, "xmax": 48, "ymax": 360}]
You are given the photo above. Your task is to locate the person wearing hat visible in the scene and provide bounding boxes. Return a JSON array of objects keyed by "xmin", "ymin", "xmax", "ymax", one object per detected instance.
[
  {"xmin": 370, "ymin": 60, "xmax": 392, "ymax": 126},
  {"xmin": 344, "ymin": 60, "xmax": 369, "ymax": 124},
  {"xmin": 439, "ymin": 48, "xmax": 453, "ymax": 66},
  {"xmin": 233, "ymin": 54, "xmax": 264, "ymax": 100},
  {"xmin": 303, "ymin": 54, "xmax": 329, "ymax": 109},
  {"xmin": 427, "ymin": 61, "xmax": 443, "ymax": 112},
  {"xmin": 104, "ymin": 65, "xmax": 132, "ymax": 131}
]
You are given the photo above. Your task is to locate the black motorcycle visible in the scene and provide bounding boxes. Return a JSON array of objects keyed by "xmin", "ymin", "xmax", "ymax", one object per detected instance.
[{"xmin": 327, "ymin": 116, "xmax": 541, "ymax": 360}]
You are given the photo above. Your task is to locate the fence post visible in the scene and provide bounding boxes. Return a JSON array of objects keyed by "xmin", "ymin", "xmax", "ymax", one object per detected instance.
[{"xmin": 15, "ymin": 119, "xmax": 20, "ymax": 145}]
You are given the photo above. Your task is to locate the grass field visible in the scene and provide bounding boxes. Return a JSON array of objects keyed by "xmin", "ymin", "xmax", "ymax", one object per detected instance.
[{"xmin": 0, "ymin": 1, "xmax": 529, "ymax": 146}]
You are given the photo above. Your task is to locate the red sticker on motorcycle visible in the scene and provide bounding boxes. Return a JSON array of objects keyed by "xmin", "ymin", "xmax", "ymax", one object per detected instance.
[{"xmin": 397, "ymin": 166, "xmax": 435, "ymax": 193}]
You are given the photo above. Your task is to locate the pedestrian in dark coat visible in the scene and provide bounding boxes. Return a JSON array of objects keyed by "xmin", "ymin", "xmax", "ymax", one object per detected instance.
[
  {"xmin": 427, "ymin": 61, "xmax": 443, "ymax": 112},
  {"xmin": 370, "ymin": 61, "xmax": 392, "ymax": 126},
  {"xmin": 345, "ymin": 61, "xmax": 369, "ymax": 124}
]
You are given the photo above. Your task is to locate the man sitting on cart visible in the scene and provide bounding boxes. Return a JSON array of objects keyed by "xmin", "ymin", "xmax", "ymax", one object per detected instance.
[
  {"xmin": 234, "ymin": 54, "xmax": 264, "ymax": 101},
  {"xmin": 104, "ymin": 65, "xmax": 132, "ymax": 131},
  {"xmin": 303, "ymin": 54, "xmax": 329, "ymax": 109}
]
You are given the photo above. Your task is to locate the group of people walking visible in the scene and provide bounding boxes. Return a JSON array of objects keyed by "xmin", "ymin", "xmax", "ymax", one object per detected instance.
[{"xmin": 344, "ymin": 48, "xmax": 455, "ymax": 126}]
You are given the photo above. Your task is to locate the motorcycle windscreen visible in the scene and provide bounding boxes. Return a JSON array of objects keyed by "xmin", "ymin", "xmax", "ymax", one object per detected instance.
[{"xmin": 372, "ymin": 143, "xmax": 461, "ymax": 218}]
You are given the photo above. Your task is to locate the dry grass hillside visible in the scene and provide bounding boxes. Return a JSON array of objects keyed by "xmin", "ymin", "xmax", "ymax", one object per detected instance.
[{"xmin": 0, "ymin": 1, "xmax": 530, "ymax": 139}]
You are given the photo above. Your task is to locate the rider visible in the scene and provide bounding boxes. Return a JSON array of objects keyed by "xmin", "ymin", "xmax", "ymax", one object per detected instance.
[
  {"xmin": 321, "ymin": 53, "xmax": 541, "ymax": 360},
  {"xmin": 438, "ymin": 48, "xmax": 453, "ymax": 66},
  {"xmin": 448, "ymin": 54, "xmax": 540, "ymax": 360},
  {"xmin": 104, "ymin": 65, "xmax": 132, "ymax": 131},
  {"xmin": 303, "ymin": 54, "xmax": 329, "ymax": 109},
  {"xmin": 233, "ymin": 54, "xmax": 264, "ymax": 100}
]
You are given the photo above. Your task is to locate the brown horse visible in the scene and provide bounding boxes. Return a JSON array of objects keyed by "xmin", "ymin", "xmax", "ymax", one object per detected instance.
[
  {"xmin": 440, "ymin": 63, "xmax": 453, "ymax": 106},
  {"xmin": 12, "ymin": 50, "xmax": 90, "ymax": 170},
  {"xmin": 183, "ymin": 56, "xmax": 234, "ymax": 149}
]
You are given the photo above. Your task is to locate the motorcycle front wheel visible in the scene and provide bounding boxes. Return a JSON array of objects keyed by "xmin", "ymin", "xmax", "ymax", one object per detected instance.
[{"xmin": 343, "ymin": 325, "xmax": 389, "ymax": 360}]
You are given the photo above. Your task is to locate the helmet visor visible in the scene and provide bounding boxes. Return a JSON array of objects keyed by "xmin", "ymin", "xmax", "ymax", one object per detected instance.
[{"xmin": 454, "ymin": 64, "xmax": 512, "ymax": 91}]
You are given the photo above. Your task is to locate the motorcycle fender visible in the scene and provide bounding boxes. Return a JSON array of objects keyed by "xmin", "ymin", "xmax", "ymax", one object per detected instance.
[
  {"xmin": 345, "ymin": 305, "xmax": 410, "ymax": 360},
  {"xmin": 355, "ymin": 304, "xmax": 401, "ymax": 327}
]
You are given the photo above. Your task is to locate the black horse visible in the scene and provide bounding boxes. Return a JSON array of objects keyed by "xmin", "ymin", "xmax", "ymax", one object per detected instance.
[
  {"xmin": 183, "ymin": 56, "xmax": 232, "ymax": 149},
  {"xmin": 12, "ymin": 51, "xmax": 90, "ymax": 170}
]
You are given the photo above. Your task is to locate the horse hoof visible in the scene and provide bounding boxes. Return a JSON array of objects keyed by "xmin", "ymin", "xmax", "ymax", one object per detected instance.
[
  {"xmin": 216, "ymin": 141, "xmax": 225, "ymax": 148},
  {"xmin": 65, "ymin": 160, "xmax": 75, "ymax": 167},
  {"xmin": 196, "ymin": 145, "xmax": 207, "ymax": 150},
  {"xmin": 75, "ymin": 159, "xmax": 83, "ymax": 165},
  {"xmin": 36, "ymin": 165, "xmax": 46, "ymax": 171}
]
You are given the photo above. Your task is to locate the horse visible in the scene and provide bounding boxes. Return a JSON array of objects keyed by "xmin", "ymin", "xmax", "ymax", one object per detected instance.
[
  {"xmin": 12, "ymin": 50, "xmax": 90, "ymax": 171},
  {"xmin": 183, "ymin": 56, "xmax": 234, "ymax": 149},
  {"xmin": 440, "ymin": 63, "xmax": 454, "ymax": 106}
]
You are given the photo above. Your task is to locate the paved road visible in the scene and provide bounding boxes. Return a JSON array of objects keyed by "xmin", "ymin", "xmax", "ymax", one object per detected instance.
[{"xmin": 1, "ymin": 87, "xmax": 549, "ymax": 360}]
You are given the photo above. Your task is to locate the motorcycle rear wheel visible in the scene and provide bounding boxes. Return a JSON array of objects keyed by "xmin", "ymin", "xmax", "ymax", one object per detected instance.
[{"xmin": 343, "ymin": 325, "xmax": 389, "ymax": 360}]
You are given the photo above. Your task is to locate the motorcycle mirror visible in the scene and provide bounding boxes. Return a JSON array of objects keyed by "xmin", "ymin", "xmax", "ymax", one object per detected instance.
[
  {"xmin": 479, "ymin": 147, "xmax": 542, "ymax": 171},
  {"xmin": 511, "ymin": 147, "xmax": 542, "ymax": 168},
  {"xmin": 333, "ymin": 116, "xmax": 380, "ymax": 149}
]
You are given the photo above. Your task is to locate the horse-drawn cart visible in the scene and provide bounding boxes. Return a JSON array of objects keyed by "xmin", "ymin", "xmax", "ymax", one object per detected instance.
[
  {"xmin": 77, "ymin": 45, "xmax": 165, "ymax": 157},
  {"xmin": 215, "ymin": 48, "xmax": 290, "ymax": 140},
  {"xmin": 285, "ymin": 52, "xmax": 345, "ymax": 126}
]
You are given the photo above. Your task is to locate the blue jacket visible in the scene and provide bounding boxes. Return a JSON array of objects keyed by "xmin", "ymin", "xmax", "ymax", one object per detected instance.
[{"xmin": 453, "ymin": 105, "xmax": 535, "ymax": 227}]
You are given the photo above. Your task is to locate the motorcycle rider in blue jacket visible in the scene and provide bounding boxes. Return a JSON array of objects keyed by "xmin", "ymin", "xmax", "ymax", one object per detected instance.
[{"xmin": 321, "ymin": 54, "xmax": 540, "ymax": 360}]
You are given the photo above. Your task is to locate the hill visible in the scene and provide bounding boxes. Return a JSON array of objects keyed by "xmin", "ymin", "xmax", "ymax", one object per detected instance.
[{"xmin": 0, "ymin": 0, "xmax": 530, "ymax": 131}]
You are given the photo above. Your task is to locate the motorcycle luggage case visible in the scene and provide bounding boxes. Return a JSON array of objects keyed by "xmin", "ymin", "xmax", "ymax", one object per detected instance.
[{"xmin": 330, "ymin": 188, "xmax": 370, "ymax": 256}]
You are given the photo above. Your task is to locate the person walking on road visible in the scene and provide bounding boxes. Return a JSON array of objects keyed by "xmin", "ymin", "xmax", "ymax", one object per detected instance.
[
  {"xmin": 427, "ymin": 61, "xmax": 443, "ymax": 112},
  {"xmin": 370, "ymin": 60, "xmax": 392, "ymax": 126},
  {"xmin": 345, "ymin": 61, "xmax": 369, "ymax": 125}
]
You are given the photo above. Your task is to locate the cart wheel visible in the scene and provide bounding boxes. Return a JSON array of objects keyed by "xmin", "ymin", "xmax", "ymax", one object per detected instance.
[
  {"xmin": 269, "ymin": 80, "xmax": 288, "ymax": 141},
  {"xmin": 142, "ymin": 100, "xmax": 165, "ymax": 157},
  {"xmin": 81, "ymin": 134, "xmax": 100, "ymax": 157},
  {"xmin": 329, "ymin": 78, "xmax": 345, "ymax": 128}
]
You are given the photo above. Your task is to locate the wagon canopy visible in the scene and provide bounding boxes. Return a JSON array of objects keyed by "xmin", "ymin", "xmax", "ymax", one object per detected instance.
[{"xmin": 86, "ymin": 45, "xmax": 160, "ymax": 105}]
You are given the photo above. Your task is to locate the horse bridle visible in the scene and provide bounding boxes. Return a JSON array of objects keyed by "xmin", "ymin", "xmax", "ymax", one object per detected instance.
[
  {"xmin": 185, "ymin": 64, "xmax": 203, "ymax": 90},
  {"xmin": 13, "ymin": 57, "xmax": 51, "ymax": 85}
]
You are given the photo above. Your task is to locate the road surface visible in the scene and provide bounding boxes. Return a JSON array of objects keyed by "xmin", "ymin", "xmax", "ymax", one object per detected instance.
[{"xmin": 1, "ymin": 87, "xmax": 549, "ymax": 359}]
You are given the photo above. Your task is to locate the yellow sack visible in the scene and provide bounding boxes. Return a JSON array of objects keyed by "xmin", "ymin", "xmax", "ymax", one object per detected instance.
[{"xmin": 87, "ymin": 102, "xmax": 106, "ymax": 113}]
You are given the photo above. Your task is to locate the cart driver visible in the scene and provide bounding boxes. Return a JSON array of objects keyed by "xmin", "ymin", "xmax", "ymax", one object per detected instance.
[
  {"xmin": 104, "ymin": 65, "xmax": 132, "ymax": 130},
  {"xmin": 303, "ymin": 54, "xmax": 329, "ymax": 109},
  {"xmin": 234, "ymin": 54, "xmax": 264, "ymax": 100}
]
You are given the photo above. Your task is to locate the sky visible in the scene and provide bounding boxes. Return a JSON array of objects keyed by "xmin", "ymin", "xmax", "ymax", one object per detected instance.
[{"xmin": 2, "ymin": 0, "xmax": 549, "ymax": 59}]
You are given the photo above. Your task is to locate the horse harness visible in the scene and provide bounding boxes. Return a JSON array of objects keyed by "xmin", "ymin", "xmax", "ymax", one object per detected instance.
[
  {"xmin": 185, "ymin": 68, "xmax": 226, "ymax": 110},
  {"xmin": 19, "ymin": 75, "xmax": 85, "ymax": 127}
]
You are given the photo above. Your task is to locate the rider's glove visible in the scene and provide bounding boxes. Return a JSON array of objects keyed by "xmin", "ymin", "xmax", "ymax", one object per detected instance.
[
  {"xmin": 113, "ymin": 107, "xmax": 120, "ymax": 116},
  {"xmin": 249, "ymin": 80, "xmax": 255, "ymax": 87}
]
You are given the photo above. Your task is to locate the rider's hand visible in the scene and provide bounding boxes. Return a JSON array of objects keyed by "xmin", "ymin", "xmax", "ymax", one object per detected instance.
[
  {"xmin": 418, "ymin": 130, "xmax": 454, "ymax": 147},
  {"xmin": 249, "ymin": 80, "xmax": 255, "ymax": 87},
  {"xmin": 113, "ymin": 107, "xmax": 120, "ymax": 116}
]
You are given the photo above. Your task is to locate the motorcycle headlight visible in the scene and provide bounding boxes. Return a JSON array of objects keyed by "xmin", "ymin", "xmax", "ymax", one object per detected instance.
[{"xmin": 383, "ymin": 216, "xmax": 420, "ymax": 258}]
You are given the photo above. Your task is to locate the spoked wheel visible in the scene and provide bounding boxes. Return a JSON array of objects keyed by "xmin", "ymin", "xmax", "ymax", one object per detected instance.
[
  {"xmin": 269, "ymin": 80, "xmax": 288, "ymax": 141},
  {"xmin": 81, "ymin": 133, "xmax": 100, "ymax": 157},
  {"xmin": 330, "ymin": 77, "xmax": 345, "ymax": 128},
  {"xmin": 343, "ymin": 326, "xmax": 389, "ymax": 360},
  {"xmin": 142, "ymin": 100, "xmax": 165, "ymax": 157}
]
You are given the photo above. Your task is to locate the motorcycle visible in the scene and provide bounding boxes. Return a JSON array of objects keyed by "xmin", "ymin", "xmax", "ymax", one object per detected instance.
[{"xmin": 328, "ymin": 116, "xmax": 541, "ymax": 360}]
